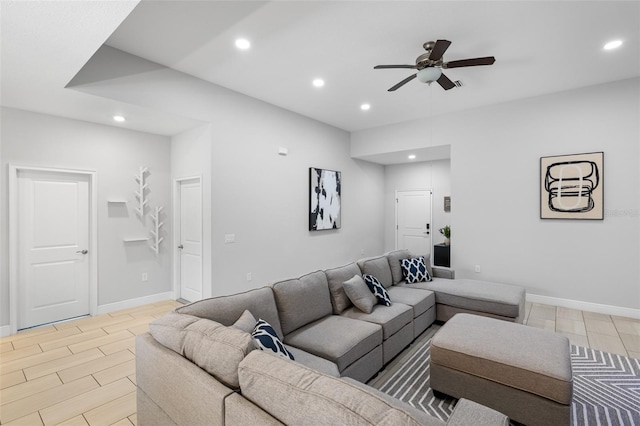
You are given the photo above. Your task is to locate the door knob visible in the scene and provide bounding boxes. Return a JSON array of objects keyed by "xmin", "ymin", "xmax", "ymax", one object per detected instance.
[
  {"xmin": 76, "ymin": 249, "xmax": 88, "ymax": 254},
  {"xmin": 178, "ymin": 244, "xmax": 184, "ymax": 249}
]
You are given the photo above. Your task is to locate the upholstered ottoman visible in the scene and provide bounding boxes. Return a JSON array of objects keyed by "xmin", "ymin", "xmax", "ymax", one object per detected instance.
[{"xmin": 431, "ymin": 314, "xmax": 573, "ymax": 426}]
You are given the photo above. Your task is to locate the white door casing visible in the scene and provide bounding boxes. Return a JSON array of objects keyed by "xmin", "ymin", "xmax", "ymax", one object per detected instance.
[
  {"xmin": 176, "ymin": 177, "xmax": 203, "ymax": 302},
  {"xmin": 396, "ymin": 190, "xmax": 432, "ymax": 257},
  {"xmin": 14, "ymin": 168, "xmax": 94, "ymax": 330}
]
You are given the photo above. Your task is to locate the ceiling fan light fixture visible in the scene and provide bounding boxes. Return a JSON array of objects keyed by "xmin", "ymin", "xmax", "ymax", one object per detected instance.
[{"xmin": 416, "ymin": 67, "xmax": 442, "ymax": 84}]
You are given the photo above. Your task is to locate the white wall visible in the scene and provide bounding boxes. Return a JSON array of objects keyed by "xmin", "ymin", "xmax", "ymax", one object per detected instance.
[
  {"xmin": 352, "ymin": 78, "xmax": 640, "ymax": 313},
  {"xmin": 384, "ymin": 160, "xmax": 451, "ymax": 252},
  {"xmin": 0, "ymin": 107, "xmax": 173, "ymax": 326},
  {"xmin": 78, "ymin": 48, "xmax": 387, "ymax": 298},
  {"xmin": 208, "ymin": 105, "xmax": 385, "ymax": 297}
]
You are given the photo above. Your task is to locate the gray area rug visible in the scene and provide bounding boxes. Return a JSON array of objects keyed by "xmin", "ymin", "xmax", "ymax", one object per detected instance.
[{"xmin": 369, "ymin": 337, "xmax": 640, "ymax": 425}]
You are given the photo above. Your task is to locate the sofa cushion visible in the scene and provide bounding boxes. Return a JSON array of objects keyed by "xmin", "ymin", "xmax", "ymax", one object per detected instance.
[
  {"xmin": 238, "ymin": 350, "xmax": 438, "ymax": 426},
  {"xmin": 387, "ymin": 249, "xmax": 412, "ymax": 285},
  {"xmin": 252, "ymin": 319, "xmax": 295, "ymax": 360},
  {"xmin": 416, "ymin": 278, "xmax": 524, "ymax": 319},
  {"xmin": 342, "ymin": 275, "xmax": 377, "ymax": 314},
  {"xmin": 385, "ymin": 287, "xmax": 435, "ymax": 317},
  {"xmin": 363, "ymin": 274, "xmax": 391, "ymax": 306},
  {"xmin": 272, "ymin": 271, "xmax": 332, "ymax": 335},
  {"xmin": 232, "ymin": 309, "xmax": 257, "ymax": 333},
  {"xmin": 401, "ymin": 256, "xmax": 432, "ymax": 283},
  {"xmin": 176, "ymin": 286, "xmax": 285, "ymax": 340},
  {"xmin": 324, "ymin": 263, "xmax": 361, "ymax": 314},
  {"xmin": 341, "ymin": 303, "xmax": 413, "ymax": 340},
  {"xmin": 149, "ymin": 312, "xmax": 254, "ymax": 388},
  {"xmin": 360, "ymin": 256, "xmax": 393, "ymax": 288},
  {"xmin": 284, "ymin": 315, "xmax": 382, "ymax": 372},
  {"xmin": 285, "ymin": 345, "xmax": 341, "ymax": 377}
]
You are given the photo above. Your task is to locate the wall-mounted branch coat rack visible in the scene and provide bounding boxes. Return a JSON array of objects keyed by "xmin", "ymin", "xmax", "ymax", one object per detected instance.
[
  {"xmin": 150, "ymin": 206, "xmax": 164, "ymax": 254},
  {"xmin": 134, "ymin": 166, "xmax": 149, "ymax": 216}
]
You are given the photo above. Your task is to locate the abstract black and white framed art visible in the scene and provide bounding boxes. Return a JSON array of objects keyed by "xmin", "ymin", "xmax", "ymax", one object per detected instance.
[
  {"xmin": 309, "ymin": 167, "xmax": 341, "ymax": 230},
  {"xmin": 540, "ymin": 152, "xmax": 603, "ymax": 220}
]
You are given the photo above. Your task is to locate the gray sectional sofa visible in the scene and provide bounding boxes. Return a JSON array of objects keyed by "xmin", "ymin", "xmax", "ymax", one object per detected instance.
[{"xmin": 136, "ymin": 249, "xmax": 525, "ymax": 425}]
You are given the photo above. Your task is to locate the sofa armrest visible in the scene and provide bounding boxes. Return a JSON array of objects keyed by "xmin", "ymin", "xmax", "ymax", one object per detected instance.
[
  {"xmin": 433, "ymin": 266, "xmax": 455, "ymax": 279},
  {"xmin": 446, "ymin": 398, "xmax": 509, "ymax": 426},
  {"xmin": 136, "ymin": 333, "xmax": 233, "ymax": 426}
]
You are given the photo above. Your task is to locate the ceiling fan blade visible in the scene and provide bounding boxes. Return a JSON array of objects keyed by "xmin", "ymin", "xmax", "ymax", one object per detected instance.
[
  {"xmin": 437, "ymin": 73, "xmax": 456, "ymax": 90},
  {"xmin": 444, "ymin": 56, "xmax": 496, "ymax": 68},
  {"xmin": 428, "ymin": 39, "xmax": 452, "ymax": 61},
  {"xmin": 374, "ymin": 64, "xmax": 417, "ymax": 69},
  {"xmin": 388, "ymin": 74, "xmax": 417, "ymax": 91}
]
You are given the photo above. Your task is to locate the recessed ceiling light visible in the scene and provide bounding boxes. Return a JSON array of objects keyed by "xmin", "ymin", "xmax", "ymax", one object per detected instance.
[
  {"xmin": 113, "ymin": 115, "xmax": 125, "ymax": 122},
  {"xmin": 312, "ymin": 78, "xmax": 325, "ymax": 88},
  {"xmin": 603, "ymin": 40, "xmax": 623, "ymax": 50},
  {"xmin": 408, "ymin": 154, "xmax": 416, "ymax": 160},
  {"xmin": 360, "ymin": 103, "xmax": 371, "ymax": 111},
  {"xmin": 235, "ymin": 38, "xmax": 251, "ymax": 50}
]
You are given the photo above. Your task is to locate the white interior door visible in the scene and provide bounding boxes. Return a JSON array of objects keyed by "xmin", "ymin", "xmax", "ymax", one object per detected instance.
[
  {"xmin": 178, "ymin": 178, "xmax": 202, "ymax": 302},
  {"xmin": 17, "ymin": 170, "xmax": 90, "ymax": 329},
  {"xmin": 396, "ymin": 190, "xmax": 432, "ymax": 258}
]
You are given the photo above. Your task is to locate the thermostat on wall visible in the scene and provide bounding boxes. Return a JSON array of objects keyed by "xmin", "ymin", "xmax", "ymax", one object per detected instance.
[{"xmin": 278, "ymin": 147, "xmax": 288, "ymax": 156}]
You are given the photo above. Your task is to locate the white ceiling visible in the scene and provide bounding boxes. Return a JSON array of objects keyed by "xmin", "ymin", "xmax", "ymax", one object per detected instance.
[{"xmin": 2, "ymin": 1, "xmax": 639, "ymax": 139}]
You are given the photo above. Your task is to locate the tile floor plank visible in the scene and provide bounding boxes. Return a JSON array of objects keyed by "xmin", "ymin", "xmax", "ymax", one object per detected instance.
[
  {"xmin": 101, "ymin": 318, "xmax": 154, "ymax": 335},
  {"xmin": 0, "ymin": 370, "xmax": 26, "ymax": 390},
  {"xmin": 0, "ymin": 341, "xmax": 14, "ymax": 354},
  {"xmin": 587, "ymin": 331, "xmax": 628, "ymax": 356},
  {"xmin": 1, "ymin": 411, "xmax": 44, "ymax": 426},
  {"xmin": 82, "ymin": 391, "xmax": 136, "ymax": 426},
  {"xmin": 68, "ymin": 331, "xmax": 134, "ymax": 355},
  {"xmin": 58, "ymin": 350, "xmax": 135, "ymax": 384},
  {"xmin": 56, "ymin": 414, "xmax": 90, "ymax": 426},
  {"xmin": 39, "ymin": 378, "xmax": 135, "ymax": 426},
  {"xmin": 0, "ymin": 344, "xmax": 43, "ymax": 364},
  {"xmin": 0, "ymin": 326, "xmax": 57, "ymax": 344},
  {"xmin": 0, "ymin": 347, "xmax": 71, "ymax": 375},
  {"xmin": 0, "ymin": 373, "xmax": 62, "ymax": 405},
  {"xmin": 12, "ymin": 328, "xmax": 81, "ymax": 350},
  {"xmin": 23, "ymin": 348, "xmax": 104, "ymax": 381},
  {"xmin": 40, "ymin": 329, "xmax": 108, "ymax": 352},
  {"xmin": 0, "ymin": 375, "xmax": 98, "ymax": 424},
  {"xmin": 98, "ymin": 337, "xmax": 135, "ymax": 356},
  {"xmin": 92, "ymin": 360, "xmax": 136, "ymax": 386}
]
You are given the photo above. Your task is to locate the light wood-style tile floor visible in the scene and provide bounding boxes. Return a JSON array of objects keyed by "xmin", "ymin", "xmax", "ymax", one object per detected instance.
[
  {"xmin": 0, "ymin": 300, "xmax": 183, "ymax": 426},
  {"xmin": 523, "ymin": 302, "xmax": 640, "ymax": 359},
  {"xmin": 1, "ymin": 300, "xmax": 639, "ymax": 425}
]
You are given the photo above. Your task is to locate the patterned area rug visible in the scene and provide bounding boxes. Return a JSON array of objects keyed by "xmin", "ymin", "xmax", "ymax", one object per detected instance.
[{"xmin": 369, "ymin": 338, "xmax": 640, "ymax": 425}]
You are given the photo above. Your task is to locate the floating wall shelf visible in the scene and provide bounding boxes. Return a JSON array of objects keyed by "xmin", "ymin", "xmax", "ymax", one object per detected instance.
[
  {"xmin": 150, "ymin": 206, "xmax": 164, "ymax": 255},
  {"xmin": 123, "ymin": 237, "xmax": 149, "ymax": 242},
  {"xmin": 134, "ymin": 166, "xmax": 149, "ymax": 216},
  {"xmin": 107, "ymin": 200, "xmax": 127, "ymax": 204}
]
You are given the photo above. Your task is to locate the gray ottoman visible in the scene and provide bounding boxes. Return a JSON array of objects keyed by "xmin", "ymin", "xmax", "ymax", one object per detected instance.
[{"xmin": 431, "ymin": 314, "xmax": 573, "ymax": 426}]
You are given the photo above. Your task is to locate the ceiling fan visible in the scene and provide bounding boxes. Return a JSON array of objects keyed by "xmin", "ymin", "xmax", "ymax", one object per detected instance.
[{"xmin": 374, "ymin": 40, "xmax": 495, "ymax": 91}]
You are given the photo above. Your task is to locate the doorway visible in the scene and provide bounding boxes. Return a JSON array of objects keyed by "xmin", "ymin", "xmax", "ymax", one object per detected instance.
[
  {"xmin": 10, "ymin": 166, "xmax": 97, "ymax": 332},
  {"xmin": 395, "ymin": 189, "xmax": 432, "ymax": 257},
  {"xmin": 175, "ymin": 177, "xmax": 203, "ymax": 303}
]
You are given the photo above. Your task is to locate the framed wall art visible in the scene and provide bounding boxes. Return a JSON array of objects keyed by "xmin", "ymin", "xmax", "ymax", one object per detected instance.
[
  {"xmin": 540, "ymin": 152, "xmax": 603, "ymax": 220},
  {"xmin": 309, "ymin": 167, "xmax": 341, "ymax": 230}
]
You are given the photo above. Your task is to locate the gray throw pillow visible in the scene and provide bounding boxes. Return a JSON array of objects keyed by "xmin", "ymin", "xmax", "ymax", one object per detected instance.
[
  {"xmin": 342, "ymin": 275, "xmax": 377, "ymax": 314},
  {"xmin": 232, "ymin": 309, "xmax": 257, "ymax": 333}
]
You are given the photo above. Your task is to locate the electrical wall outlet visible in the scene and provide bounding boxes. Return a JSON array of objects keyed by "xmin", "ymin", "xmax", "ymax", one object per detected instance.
[
  {"xmin": 224, "ymin": 234, "xmax": 235, "ymax": 243},
  {"xmin": 474, "ymin": 265, "xmax": 481, "ymax": 273},
  {"xmin": 141, "ymin": 272, "xmax": 148, "ymax": 282},
  {"xmin": 246, "ymin": 272, "xmax": 252, "ymax": 281}
]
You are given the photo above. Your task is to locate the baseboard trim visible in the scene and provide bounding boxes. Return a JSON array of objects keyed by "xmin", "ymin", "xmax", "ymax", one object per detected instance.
[
  {"xmin": 97, "ymin": 291, "xmax": 176, "ymax": 315},
  {"xmin": 0, "ymin": 325, "xmax": 11, "ymax": 338},
  {"xmin": 527, "ymin": 293, "xmax": 640, "ymax": 319}
]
